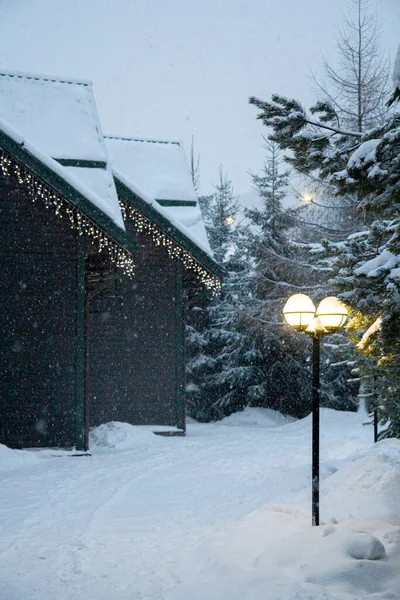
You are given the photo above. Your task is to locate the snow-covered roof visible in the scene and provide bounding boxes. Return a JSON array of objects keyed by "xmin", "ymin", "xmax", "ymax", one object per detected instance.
[
  {"xmin": 105, "ymin": 136, "xmax": 212, "ymax": 256},
  {"xmin": 0, "ymin": 70, "xmax": 124, "ymax": 229},
  {"xmin": 105, "ymin": 136, "xmax": 196, "ymax": 202}
]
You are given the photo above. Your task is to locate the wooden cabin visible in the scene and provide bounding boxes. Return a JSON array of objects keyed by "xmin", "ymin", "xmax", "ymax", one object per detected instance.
[
  {"xmin": 90, "ymin": 136, "xmax": 221, "ymax": 433},
  {"xmin": 0, "ymin": 71, "xmax": 221, "ymax": 450}
]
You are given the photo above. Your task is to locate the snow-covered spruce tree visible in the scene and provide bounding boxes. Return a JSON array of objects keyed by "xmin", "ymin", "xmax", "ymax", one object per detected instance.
[
  {"xmin": 236, "ymin": 141, "xmax": 313, "ymax": 417},
  {"xmin": 249, "ymin": 2, "xmax": 393, "ymax": 418},
  {"xmin": 309, "ymin": 0, "xmax": 391, "ymax": 238},
  {"xmin": 186, "ymin": 170, "xmax": 263, "ymax": 421},
  {"xmin": 327, "ymin": 113, "xmax": 400, "ymax": 436},
  {"xmin": 205, "ymin": 168, "xmax": 240, "ymax": 263},
  {"xmin": 245, "ymin": 141, "xmax": 356, "ymax": 414},
  {"xmin": 202, "ymin": 232, "xmax": 265, "ymax": 419},
  {"xmin": 244, "ymin": 141, "xmax": 357, "ymax": 413},
  {"xmin": 249, "ymin": 55, "xmax": 400, "ymax": 435},
  {"xmin": 307, "ymin": 0, "xmax": 392, "ymax": 412}
]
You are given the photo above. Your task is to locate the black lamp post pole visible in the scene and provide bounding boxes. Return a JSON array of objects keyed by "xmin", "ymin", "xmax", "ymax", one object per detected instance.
[
  {"xmin": 373, "ymin": 375, "xmax": 378, "ymax": 444},
  {"xmin": 373, "ymin": 409, "xmax": 378, "ymax": 443},
  {"xmin": 312, "ymin": 335, "xmax": 320, "ymax": 526}
]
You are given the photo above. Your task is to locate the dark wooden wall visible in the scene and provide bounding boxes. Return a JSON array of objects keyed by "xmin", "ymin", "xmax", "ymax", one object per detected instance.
[
  {"xmin": 88, "ymin": 230, "xmax": 181, "ymax": 429},
  {"xmin": 1, "ymin": 170, "xmax": 190, "ymax": 448},
  {"xmin": 0, "ymin": 172, "xmax": 78, "ymax": 448}
]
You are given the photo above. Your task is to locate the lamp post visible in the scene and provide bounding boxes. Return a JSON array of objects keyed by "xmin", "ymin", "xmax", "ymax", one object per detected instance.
[{"xmin": 283, "ymin": 294, "xmax": 347, "ymax": 526}]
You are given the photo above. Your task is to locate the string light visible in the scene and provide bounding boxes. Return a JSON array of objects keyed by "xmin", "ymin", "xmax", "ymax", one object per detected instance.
[
  {"xmin": 120, "ymin": 199, "xmax": 221, "ymax": 293},
  {"xmin": 0, "ymin": 149, "xmax": 135, "ymax": 277},
  {"xmin": 0, "ymin": 149, "xmax": 220, "ymax": 291}
]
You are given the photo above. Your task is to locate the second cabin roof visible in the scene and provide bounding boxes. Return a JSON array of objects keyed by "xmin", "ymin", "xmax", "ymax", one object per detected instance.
[{"xmin": 105, "ymin": 135, "xmax": 213, "ymax": 257}]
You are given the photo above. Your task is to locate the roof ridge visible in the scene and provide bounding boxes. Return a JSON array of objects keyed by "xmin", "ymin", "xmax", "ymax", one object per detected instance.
[
  {"xmin": 105, "ymin": 134, "xmax": 181, "ymax": 146},
  {"xmin": 0, "ymin": 69, "xmax": 91, "ymax": 86}
]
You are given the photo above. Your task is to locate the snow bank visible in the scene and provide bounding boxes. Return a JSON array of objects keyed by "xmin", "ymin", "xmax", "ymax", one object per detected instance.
[
  {"xmin": 202, "ymin": 440, "xmax": 400, "ymax": 599},
  {"xmin": 89, "ymin": 421, "xmax": 162, "ymax": 451},
  {"xmin": 322, "ymin": 438, "xmax": 400, "ymax": 525},
  {"xmin": 171, "ymin": 502, "xmax": 400, "ymax": 599},
  {"xmin": 252, "ymin": 516, "xmax": 399, "ymax": 597},
  {"xmin": 218, "ymin": 406, "xmax": 297, "ymax": 428},
  {"xmin": 185, "ymin": 416, "xmax": 198, "ymax": 424},
  {"xmin": 0, "ymin": 443, "xmax": 40, "ymax": 471}
]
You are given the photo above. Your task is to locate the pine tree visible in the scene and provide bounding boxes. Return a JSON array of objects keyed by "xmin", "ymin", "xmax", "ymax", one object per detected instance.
[
  {"xmin": 246, "ymin": 140, "xmax": 292, "ymax": 256},
  {"xmin": 202, "ymin": 233, "xmax": 264, "ymax": 418},
  {"xmin": 248, "ymin": 49, "xmax": 400, "ymax": 435},
  {"xmin": 186, "ymin": 170, "xmax": 262, "ymax": 420},
  {"xmin": 248, "ymin": 2, "xmax": 394, "ymax": 423},
  {"xmin": 205, "ymin": 167, "xmax": 240, "ymax": 263},
  {"xmin": 241, "ymin": 141, "xmax": 315, "ymax": 417}
]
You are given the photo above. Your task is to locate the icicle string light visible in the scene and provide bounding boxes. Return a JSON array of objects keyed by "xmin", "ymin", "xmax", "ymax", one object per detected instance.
[
  {"xmin": 0, "ymin": 149, "xmax": 135, "ymax": 277},
  {"xmin": 120, "ymin": 199, "xmax": 221, "ymax": 293}
]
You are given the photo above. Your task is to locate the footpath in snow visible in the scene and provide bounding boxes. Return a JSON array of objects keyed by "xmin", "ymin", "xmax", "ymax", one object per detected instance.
[{"xmin": 0, "ymin": 407, "xmax": 399, "ymax": 600}]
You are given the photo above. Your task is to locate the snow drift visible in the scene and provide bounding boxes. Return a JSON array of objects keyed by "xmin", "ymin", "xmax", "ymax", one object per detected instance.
[
  {"xmin": 322, "ymin": 438, "xmax": 400, "ymax": 525},
  {"xmin": 89, "ymin": 421, "xmax": 163, "ymax": 451},
  {"xmin": 0, "ymin": 443, "xmax": 40, "ymax": 471},
  {"xmin": 198, "ymin": 438, "xmax": 400, "ymax": 600},
  {"xmin": 218, "ymin": 406, "xmax": 297, "ymax": 428}
]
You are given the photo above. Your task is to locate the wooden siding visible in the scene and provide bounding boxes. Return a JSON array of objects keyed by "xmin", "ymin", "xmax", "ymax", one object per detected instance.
[
  {"xmin": 0, "ymin": 169, "xmax": 192, "ymax": 447},
  {"xmin": 88, "ymin": 230, "xmax": 181, "ymax": 429},
  {"xmin": 0, "ymin": 173, "xmax": 78, "ymax": 448}
]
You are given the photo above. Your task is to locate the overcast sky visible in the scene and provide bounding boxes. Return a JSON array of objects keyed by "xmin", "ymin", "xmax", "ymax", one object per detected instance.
[{"xmin": 0, "ymin": 0, "xmax": 398, "ymax": 200}]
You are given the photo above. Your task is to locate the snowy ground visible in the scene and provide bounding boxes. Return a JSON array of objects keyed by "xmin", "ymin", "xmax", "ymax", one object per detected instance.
[{"xmin": 1, "ymin": 407, "xmax": 400, "ymax": 600}]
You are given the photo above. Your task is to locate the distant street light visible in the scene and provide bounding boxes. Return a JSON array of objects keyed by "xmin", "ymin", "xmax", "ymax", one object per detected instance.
[
  {"xmin": 283, "ymin": 294, "xmax": 348, "ymax": 526},
  {"xmin": 302, "ymin": 192, "xmax": 313, "ymax": 204}
]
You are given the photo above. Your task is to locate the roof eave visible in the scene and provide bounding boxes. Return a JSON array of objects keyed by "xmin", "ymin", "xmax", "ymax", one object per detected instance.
[
  {"xmin": 114, "ymin": 176, "xmax": 224, "ymax": 279},
  {"xmin": 0, "ymin": 129, "xmax": 137, "ymax": 255}
]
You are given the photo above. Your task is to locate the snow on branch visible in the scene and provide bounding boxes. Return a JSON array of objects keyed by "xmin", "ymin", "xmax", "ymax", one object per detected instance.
[{"xmin": 357, "ymin": 317, "xmax": 382, "ymax": 350}]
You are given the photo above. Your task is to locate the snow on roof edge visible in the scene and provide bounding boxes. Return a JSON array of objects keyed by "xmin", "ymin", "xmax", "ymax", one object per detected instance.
[
  {"xmin": 0, "ymin": 117, "xmax": 126, "ymax": 231},
  {"xmin": 0, "ymin": 69, "xmax": 92, "ymax": 87},
  {"xmin": 105, "ymin": 134, "xmax": 182, "ymax": 147},
  {"xmin": 113, "ymin": 167, "xmax": 156, "ymax": 206},
  {"xmin": 0, "ymin": 117, "xmax": 24, "ymax": 144},
  {"xmin": 112, "ymin": 167, "xmax": 214, "ymax": 258}
]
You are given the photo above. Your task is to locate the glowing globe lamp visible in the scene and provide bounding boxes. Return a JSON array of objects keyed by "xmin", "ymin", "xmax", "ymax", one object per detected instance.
[
  {"xmin": 316, "ymin": 297, "xmax": 348, "ymax": 333},
  {"xmin": 282, "ymin": 294, "xmax": 316, "ymax": 331}
]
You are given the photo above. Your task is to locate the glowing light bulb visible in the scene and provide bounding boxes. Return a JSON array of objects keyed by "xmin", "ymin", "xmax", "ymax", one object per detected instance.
[{"xmin": 283, "ymin": 294, "xmax": 316, "ymax": 331}]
